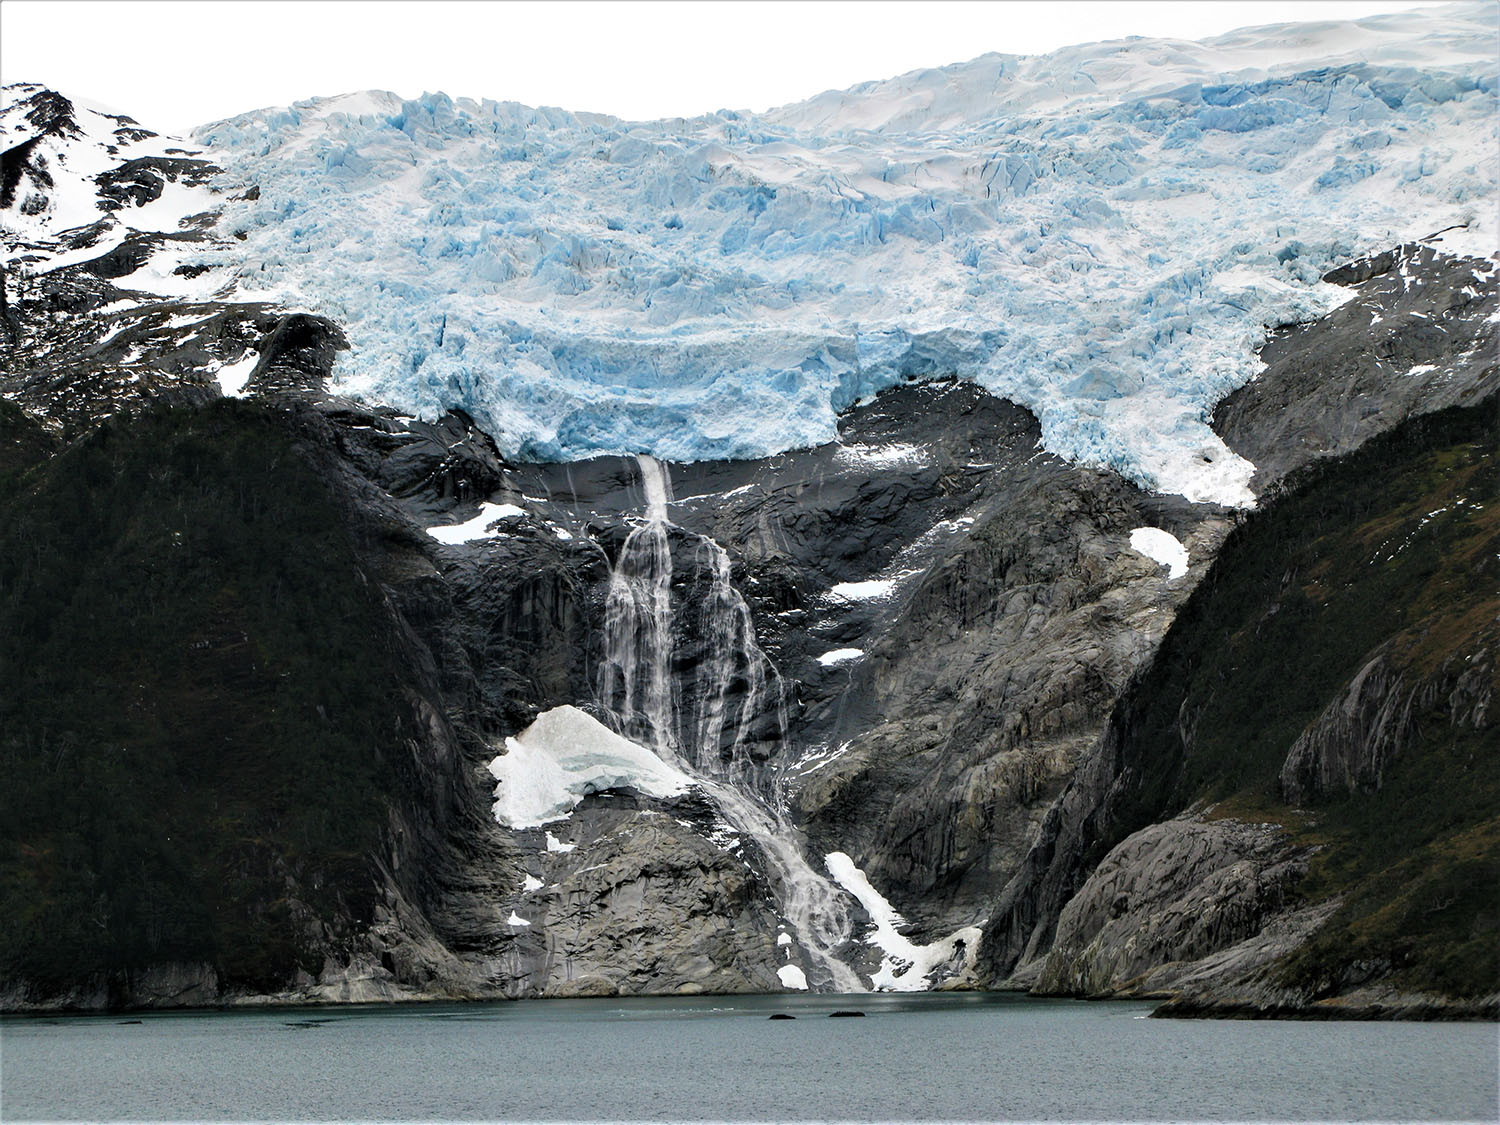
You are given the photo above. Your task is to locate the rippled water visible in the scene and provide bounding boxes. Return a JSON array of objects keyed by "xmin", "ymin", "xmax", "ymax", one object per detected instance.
[{"xmin": 3, "ymin": 992, "xmax": 1496, "ymax": 1122}]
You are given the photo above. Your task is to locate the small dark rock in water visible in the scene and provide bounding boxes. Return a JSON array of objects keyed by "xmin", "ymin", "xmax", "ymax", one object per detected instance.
[
  {"xmin": 117, "ymin": 1020, "xmax": 143, "ymax": 1025},
  {"xmin": 829, "ymin": 1010, "xmax": 865, "ymax": 1018},
  {"xmin": 284, "ymin": 1021, "xmax": 321, "ymax": 1029},
  {"xmin": 768, "ymin": 1013, "xmax": 797, "ymax": 1020}
]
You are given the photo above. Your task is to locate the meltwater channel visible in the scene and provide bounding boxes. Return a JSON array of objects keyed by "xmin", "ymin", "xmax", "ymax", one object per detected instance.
[{"xmin": 5, "ymin": 993, "xmax": 1497, "ymax": 1121}]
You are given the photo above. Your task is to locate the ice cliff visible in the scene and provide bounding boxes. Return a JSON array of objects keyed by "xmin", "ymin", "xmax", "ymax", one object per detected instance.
[{"xmin": 194, "ymin": 3, "xmax": 1496, "ymax": 504}]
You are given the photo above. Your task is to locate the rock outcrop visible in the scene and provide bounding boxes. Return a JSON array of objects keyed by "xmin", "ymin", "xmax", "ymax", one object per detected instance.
[
  {"xmin": 980, "ymin": 386, "xmax": 1498, "ymax": 1015},
  {"xmin": 1213, "ymin": 241, "xmax": 1498, "ymax": 492},
  {"xmin": 1279, "ymin": 647, "xmax": 1413, "ymax": 805},
  {"xmin": 1028, "ymin": 813, "xmax": 1319, "ymax": 998}
]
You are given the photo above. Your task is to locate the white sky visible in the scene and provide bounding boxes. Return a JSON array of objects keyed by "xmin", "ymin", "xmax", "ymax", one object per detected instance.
[{"xmin": 1, "ymin": 1, "xmax": 1448, "ymax": 135}]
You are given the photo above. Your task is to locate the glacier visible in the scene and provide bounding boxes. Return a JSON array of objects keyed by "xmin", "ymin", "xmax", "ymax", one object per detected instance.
[{"xmin": 193, "ymin": 3, "xmax": 1497, "ymax": 505}]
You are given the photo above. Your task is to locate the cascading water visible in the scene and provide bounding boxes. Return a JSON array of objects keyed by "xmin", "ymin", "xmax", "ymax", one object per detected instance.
[
  {"xmin": 597, "ymin": 455, "xmax": 677, "ymax": 761},
  {"xmin": 597, "ymin": 455, "xmax": 863, "ymax": 993}
]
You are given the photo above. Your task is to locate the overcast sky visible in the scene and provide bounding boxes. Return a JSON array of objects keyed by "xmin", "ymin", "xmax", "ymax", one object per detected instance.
[{"xmin": 2, "ymin": 1, "xmax": 1446, "ymax": 135}]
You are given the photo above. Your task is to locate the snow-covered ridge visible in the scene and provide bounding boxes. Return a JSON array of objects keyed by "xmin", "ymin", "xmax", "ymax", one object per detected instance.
[
  {"xmin": 193, "ymin": 4, "xmax": 1497, "ymax": 504},
  {"xmin": 1, "ymin": 83, "xmax": 237, "ymax": 303}
]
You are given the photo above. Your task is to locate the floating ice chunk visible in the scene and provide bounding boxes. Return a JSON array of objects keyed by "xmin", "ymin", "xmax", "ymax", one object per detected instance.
[
  {"xmin": 521, "ymin": 875, "xmax": 543, "ymax": 893},
  {"xmin": 777, "ymin": 964, "xmax": 809, "ymax": 990},
  {"xmin": 830, "ymin": 579, "xmax": 897, "ymax": 601},
  {"xmin": 544, "ymin": 831, "xmax": 576, "ymax": 853},
  {"xmin": 1129, "ymin": 527, "xmax": 1189, "ymax": 580},
  {"xmin": 489, "ymin": 705, "xmax": 692, "ymax": 829},
  {"xmin": 215, "ymin": 352, "xmax": 259, "ymax": 398},
  {"xmin": 506, "ymin": 911, "xmax": 531, "ymax": 927},
  {"xmin": 426, "ymin": 501, "xmax": 526, "ymax": 544},
  {"xmin": 817, "ymin": 648, "xmax": 865, "ymax": 665},
  {"xmin": 825, "ymin": 851, "xmax": 982, "ymax": 991}
]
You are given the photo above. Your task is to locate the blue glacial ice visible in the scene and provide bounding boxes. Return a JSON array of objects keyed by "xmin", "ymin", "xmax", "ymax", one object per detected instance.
[{"xmin": 194, "ymin": 3, "xmax": 1498, "ymax": 505}]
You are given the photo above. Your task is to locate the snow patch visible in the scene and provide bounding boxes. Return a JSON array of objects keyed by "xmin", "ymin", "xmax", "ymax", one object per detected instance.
[
  {"xmin": 506, "ymin": 911, "xmax": 531, "ymax": 927},
  {"xmin": 817, "ymin": 648, "xmax": 865, "ymax": 666},
  {"xmin": 1129, "ymin": 527, "xmax": 1189, "ymax": 580},
  {"xmin": 488, "ymin": 705, "xmax": 692, "ymax": 829},
  {"xmin": 521, "ymin": 875, "xmax": 543, "ymax": 893},
  {"xmin": 214, "ymin": 352, "xmax": 259, "ymax": 398},
  {"xmin": 825, "ymin": 851, "xmax": 982, "ymax": 991},
  {"xmin": 544, "ymin": 831, "xmax": 575, "ymax": 854},
  {"xmin": 835, "ymin": 442, "xmax": 926, "ymax": 469},
  {"xmin": 777, "ymin": 964, "xmax": 809, "ymax": 990},
  {"xmin": 426, "ymin": 501, "xmax": 526, "ymax": 544},
  {"xmin": 830, "ymin": 579, "xmax": 897, "ymax": 601}
]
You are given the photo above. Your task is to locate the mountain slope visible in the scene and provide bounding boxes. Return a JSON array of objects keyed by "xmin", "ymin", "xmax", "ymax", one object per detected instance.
[
  {"xmin": 984, "ymin": 394, "xmax": 1498, "ymax": 1016},
  {"xmin": 0, "ymin": 5, "xmax": 1497, "ymax": 1013}
]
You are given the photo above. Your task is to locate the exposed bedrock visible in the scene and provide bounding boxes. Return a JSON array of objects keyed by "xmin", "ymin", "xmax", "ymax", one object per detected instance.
[
  {"xmin": 1213, "ymin": 242, "xmax": 1498, "ymax": 491},
  {"xmin": 1280, "ymin": 643, "xmax": 1493, "ymax": 806},
  {"xmin": 1027, "ymin": 813, "xmax": 1320, "ymax": 999},
  {"xmin": 508, "ymin": 799, "xmax": 785, "ymax": 998},
  {"xmin": 978, "ymin": 382, "xmax": 1498, "ymax": 1014},
  {"xmin": 782, "ymin": 459, "xmax": 1224, "ymax": 934}
]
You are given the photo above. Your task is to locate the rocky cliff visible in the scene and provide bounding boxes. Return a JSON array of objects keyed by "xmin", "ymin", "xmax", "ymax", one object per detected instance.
[
  {"xmin": 981, "ymin": 389, "xmax": 1498, "ymax": 1017},
  {"xmin": 2, "ymin": 79, "xmax": 1496, "ymax": 1015}
]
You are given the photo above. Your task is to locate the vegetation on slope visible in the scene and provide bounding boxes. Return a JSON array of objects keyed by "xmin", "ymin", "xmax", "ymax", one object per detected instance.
[
  {"xmin": 1107, "ymin": 395, "xmax": 1498, "ymax": 998},
  {"xmin": 0, "ymin": 402, "xmax": 412, "ymax": 1000}
]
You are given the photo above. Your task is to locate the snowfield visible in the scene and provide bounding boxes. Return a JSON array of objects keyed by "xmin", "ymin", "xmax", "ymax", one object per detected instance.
[
  {"xmin": 1, "ymin": 82, "xmax": 238, "ymax": 303},
  {"xmin": 188, "ymin": 4, "xmax": 1495, "ymax": 505},
  {"xmin": 488, "ymin": 705, "xmax": 693, "ymax": 829}
]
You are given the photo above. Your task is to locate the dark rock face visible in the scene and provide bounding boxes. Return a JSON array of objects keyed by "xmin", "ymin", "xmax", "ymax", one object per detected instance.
[
  {"xmin": 1213, "ymin": 242, "xmax": 1498, "ymax": 491},
  {"xmin": 1278, "ymin": 648, "xmax": 1413, "ymax": 804},
  {"xmin": 95, "ymin": 155, "xmax": 216, "ymax": 212},
  {"xmin": 243, "ymin": 313, "xmax": 350, "ymax": 396}
]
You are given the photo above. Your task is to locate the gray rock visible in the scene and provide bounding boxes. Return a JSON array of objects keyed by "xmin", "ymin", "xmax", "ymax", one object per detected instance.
[
  {"xmin": 1029, "ymin": 814, "xmax": 1314, "ymax": 998},
  {"xmin": 1214, "ymin": 243, "xmax": 1498, "ymax": 491},
  {"xmin": 1279, "ymin": 647, "xmax": 1412, "ymax": 804}
]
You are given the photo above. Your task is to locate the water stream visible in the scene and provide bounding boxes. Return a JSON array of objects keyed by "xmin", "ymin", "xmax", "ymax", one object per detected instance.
[{"xmin": 596, "ymin": 455, "xmax": 862, "ymax": 992}]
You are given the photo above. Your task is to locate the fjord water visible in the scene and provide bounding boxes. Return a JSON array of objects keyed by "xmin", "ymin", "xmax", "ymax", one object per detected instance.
[{"xmin": 4, "ymin": 994, "xmax": 1496, "ymax": 1122}]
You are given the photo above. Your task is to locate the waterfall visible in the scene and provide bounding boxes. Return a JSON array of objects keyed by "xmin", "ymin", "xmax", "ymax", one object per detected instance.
[
  {"xmin": 597, "ymin": 454, "xmax": 862, "ymax": 993},
  {"xmin": 596, "ymin": 456, "xmax": 677, "ymax": 760}
]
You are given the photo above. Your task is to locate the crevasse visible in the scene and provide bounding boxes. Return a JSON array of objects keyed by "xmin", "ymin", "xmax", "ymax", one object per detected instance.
[{"xmin": 194, "ymin": 3, "xmax": 1497, "ymax": 505}]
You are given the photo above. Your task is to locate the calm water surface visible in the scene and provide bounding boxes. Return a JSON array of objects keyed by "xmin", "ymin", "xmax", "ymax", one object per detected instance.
[{"xmin": 2, "ymin": 992, "xmax": 1496, "ymax": 1122}]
